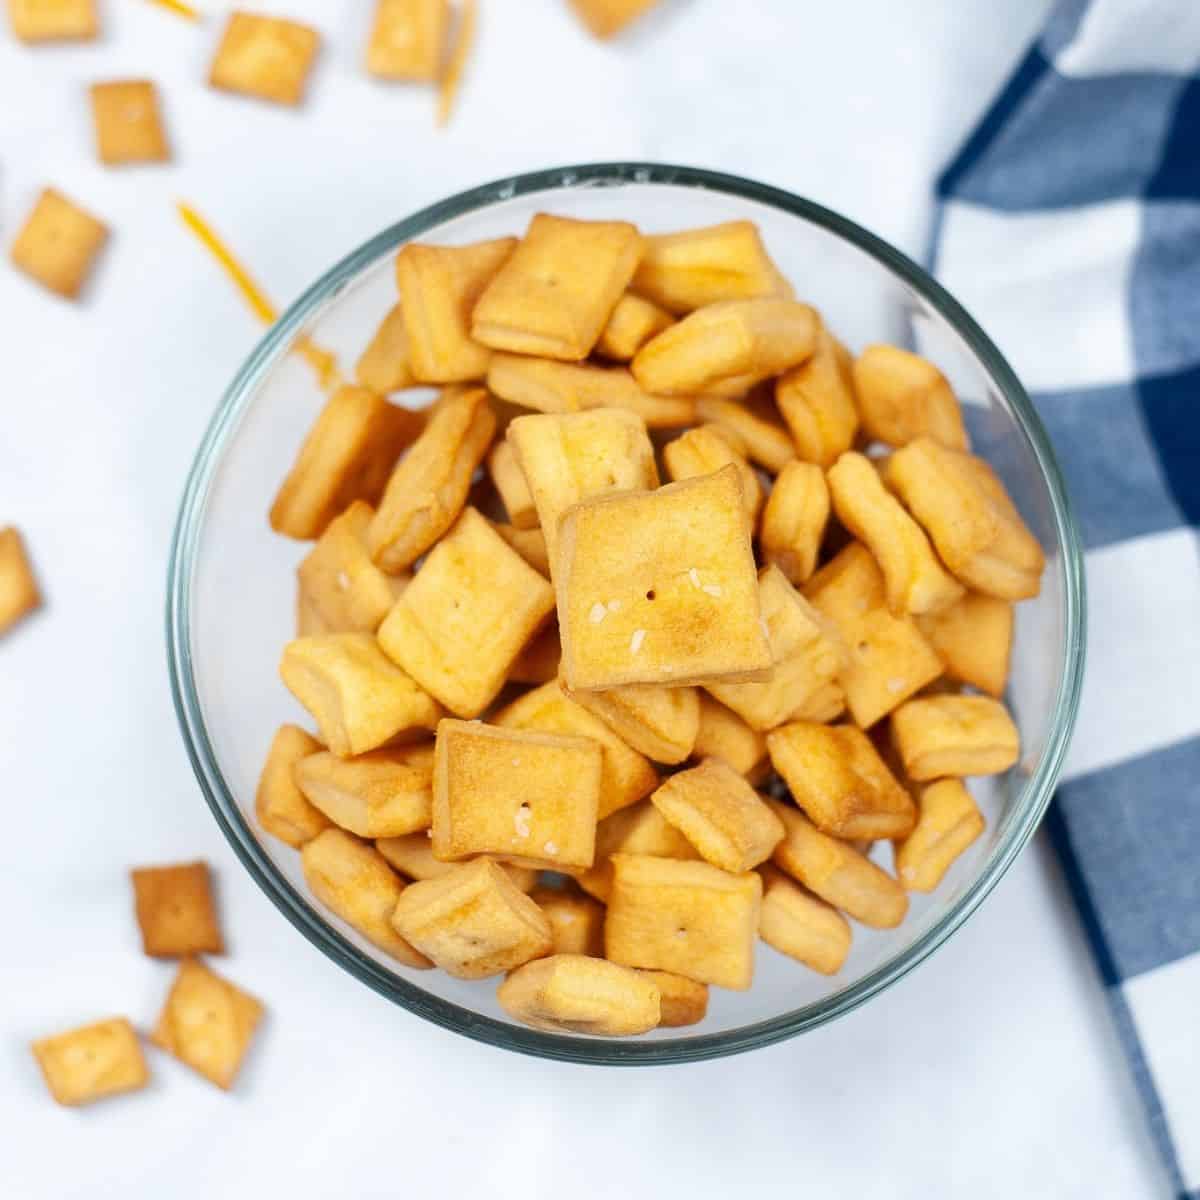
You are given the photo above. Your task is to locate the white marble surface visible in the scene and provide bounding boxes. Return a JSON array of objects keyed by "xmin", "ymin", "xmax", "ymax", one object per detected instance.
[{"xmin": 0, "ymin": 1, "xmax": 1171, "ymax": 1196}]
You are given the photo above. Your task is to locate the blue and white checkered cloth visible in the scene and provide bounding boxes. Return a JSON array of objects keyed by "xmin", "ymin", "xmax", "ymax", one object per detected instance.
[{"xmin": 930, "ymin": 1, "xmax": 1199, "ymax": 1193}]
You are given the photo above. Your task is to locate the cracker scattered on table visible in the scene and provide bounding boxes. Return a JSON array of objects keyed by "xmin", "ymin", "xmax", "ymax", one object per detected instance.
[
  {"xmin": 367, "ymin": 0, "xmax": 448, "ymax": 80},
  {"xmin": 0, "ymin": 526, "xmax": 42, "ymax": 637},
  {"xmin": 132, "ymin": 861, "xmax": 225, "ymax": 958},
  {"xmin": 10, "ymin": 188, "xmax": 108, "ymax": 300},
  {"xmin": 90, "ymin": 80, "xmax": 170, "ymax": 166},
  {"xmin": 567, "ymin": 0, "xmax": 661, "ymax": 40},
  {"xmin": 32, "ymin": 1018, "xmax": 148, "ymax": 1107},
  {"xmin": 150, "ymin": 959, "xmax": 264, "ymax": 1091},
  {"xmin": 8, "ymin": 0, "xmax": 98, "ymax": 43},
  {"xmin": 208, "ymin": 11, "xmax": 321, "ymax": 107}
]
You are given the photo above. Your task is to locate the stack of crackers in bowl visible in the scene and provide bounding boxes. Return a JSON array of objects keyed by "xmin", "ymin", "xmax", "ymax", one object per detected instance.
[{"xmin": 256, "ymin": 211, "xmax": 1043, "ymax": 1037}]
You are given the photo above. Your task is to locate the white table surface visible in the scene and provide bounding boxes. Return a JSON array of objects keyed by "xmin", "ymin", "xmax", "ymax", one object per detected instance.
[{"xmin": 0, "ymin": 2, "xmax": 1173, "ymax": 1196}]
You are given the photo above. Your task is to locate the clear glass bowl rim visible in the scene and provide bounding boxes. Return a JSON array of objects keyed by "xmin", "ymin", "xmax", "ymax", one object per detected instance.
[{"xmin": 166, "ymin": 162, "xmax": 1087, "ymax": 1066}]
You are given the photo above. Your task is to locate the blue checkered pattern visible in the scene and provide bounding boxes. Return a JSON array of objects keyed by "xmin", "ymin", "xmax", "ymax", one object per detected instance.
[{"xmin": 931, "ymin": 3, "xmax": 1200, "ymax": 1194}]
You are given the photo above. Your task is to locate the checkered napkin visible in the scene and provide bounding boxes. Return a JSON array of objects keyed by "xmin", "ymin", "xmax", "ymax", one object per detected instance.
[{"xmin": 929, "ymin": 1, "xmax": 1200, "ymax": 1193}]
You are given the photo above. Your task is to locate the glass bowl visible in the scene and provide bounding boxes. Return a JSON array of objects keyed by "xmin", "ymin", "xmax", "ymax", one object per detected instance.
[{"xmin": 166, "ymin": 163, "xmax": 1086, "ymax": 1064}]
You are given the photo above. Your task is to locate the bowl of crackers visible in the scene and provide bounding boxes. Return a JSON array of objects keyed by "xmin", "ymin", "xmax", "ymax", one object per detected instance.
[{"xmin": 167, "ymin": 162, "xmax": 1086, "ymax": 1063}]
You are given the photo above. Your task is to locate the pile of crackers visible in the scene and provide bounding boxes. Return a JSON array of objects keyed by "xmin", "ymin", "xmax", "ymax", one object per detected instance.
[{"xmin": 257, "ymin": 209, "xmax": 1043, "ymax": 1036}]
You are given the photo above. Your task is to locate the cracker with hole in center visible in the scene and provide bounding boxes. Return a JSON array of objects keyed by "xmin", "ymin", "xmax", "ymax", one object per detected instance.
[
  {"xmin": 432, "ymin": 719, "xmax": 602, "ymax": 871},
  {"xmin": 131, "ymin": 861, "xmax": 224, "ymax": 958},
  {"xmin": 557, "ymin": 466, "xmax": 771, "ymax": 690}
]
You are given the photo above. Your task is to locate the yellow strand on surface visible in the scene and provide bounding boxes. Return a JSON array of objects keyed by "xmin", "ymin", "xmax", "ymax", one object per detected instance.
[
  {"xmin": 143, "ymin": 0, "xmax": 202, "ymax": 22},
  {"xmin": 176, "ymin": 201, "xmax": 343, "ymax": 392},
  {"xmin": 438, "ymin": 0, "xmax": 478, "ymax": 127},
  {"xmin": 177, "ymin": 201, "xmax": 277, "ymax": 324}
]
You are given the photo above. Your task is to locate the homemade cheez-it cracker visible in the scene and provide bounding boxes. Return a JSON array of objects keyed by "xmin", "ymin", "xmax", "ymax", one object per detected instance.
[
  {"xmin": 632, "ymin": 219, "xmax": 793, "ymax": 313},
  {"xmin": 294, "ymin": 743, "xmax": 434, "ymax": 838},
  {"xmin": 270, "ymin": 386, "xmax": 424, "ymax": 540},
  {"xmin": 378, "ymin": 507, "xmax": 554, "ymax": 717},
  {"xmin": 301, "ymin": 828, "xmax": 432, "ymax": 966},
  {"xmin": 150, "ymin": 959, "xmax": 264, "ymax": 1091},
  {"xmin": 493, "ymin": 680, "xmax": 658, "ymax": 820},
  {"xmin": 90, "ymin": 80, "xmax": 170, "ymax": 166},
  {"xmin": 567, "ymin": 0, "xmax": 661, "ymax": 39},
  {"xmin": 255, "ymin": 724, "xmax": 329, "ymax": 847},
  {"xmin": 506, "ymin": 406, "xmax": 658, "ymax": 567},
  {"xmin": 131, "ymin": 861, "xmax": 224, "ymax": 958},
  {"xmin": 279, "ymin": 632, "xmax": 442, "ymax": 757},
  {"xmin": 595, "ymin": 292, "xmax": 673, "ymax": 360},
  {"xmin": 631, "ymin": 299, "xmax": 818, "ymax": 397},
  {"xmin": 208, "ymin": 11, "xmax": 321, "ymax": 107},
  {"xmin": 366, "ymin": 0, "xmax": 448, "ymax": 80},
  {"xmin": 0, "ymin": 526, "xmax": 41, "ymax": 636},
  {"xmin": 390, "ymin": 857, "xmax": 552, "ymax": 979},
  {"xmin": 497, "ymin": 954, "xmax": 661, "ymax": 1035},
  {"xmin": 8, "ymin": 0, "xmax": 98, "ymax": 43},
  {"xmin": 259, "ymin": 208, "xmax": 1048, "ymax": 1037},
  {"xmin": 395, "ymin": 239, "xmax": 516, "ymax": 383},
  {"xmin": 556, "ymin": 465, "xmax": 771, "ymax": 689},
  {"xmin": 367, "ymin": 385, "xmax": 496, "ymax": 571},
  {"xmin": 605, "ymin": 854, "xmax": 762, "ymax": 991},
  {"xmin": 649, "ymin": 758, "xmax": 784, "ymax": 873},
  {"xmin": 297, "ymin": 500, "xmax": 406, "ymax": 635},
  {"xmin": 432, "ymin": 719, "xmax": 602, "ymax": 871},
  {"xmin": 472, "ymin": 213, "xmax": 643, "ymax": 361},
  {"xmin": 561, "ymin": 678, "xmax": 700, "ymax": 765},
  {"xmin": 10, "ymin": 188, "xmax": 108, "ymax": 300},
  {"xmin": 32, "ymin": 1018, "xmax": 148, "ymax": 1107}
]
